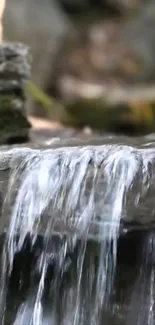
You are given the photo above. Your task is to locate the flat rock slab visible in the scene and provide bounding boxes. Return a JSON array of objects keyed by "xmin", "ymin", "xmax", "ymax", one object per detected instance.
[{"xmin": 0, "ymin": 136, "xmax": 155, "ymax": 240}]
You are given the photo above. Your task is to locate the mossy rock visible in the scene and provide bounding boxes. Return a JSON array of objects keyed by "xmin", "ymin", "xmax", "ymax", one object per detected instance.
[
  {"xmin": 63, "ymin": 98, "xmax": 155, "ymax": 135},
  {"xmin": 0, "ymin": 95, "xmax": 31, "ymax": 144}
]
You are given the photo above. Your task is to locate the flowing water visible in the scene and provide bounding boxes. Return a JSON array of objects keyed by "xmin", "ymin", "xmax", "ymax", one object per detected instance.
[
  {"xmin": 0, "ymin": 143, "xmax": 154, "ymax": 325},
  {"xmin": 125, "ymin": 232, "xmax": 155, "ymax": 325}
]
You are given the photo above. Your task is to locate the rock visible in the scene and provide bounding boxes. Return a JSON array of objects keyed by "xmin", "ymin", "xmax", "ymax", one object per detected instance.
[
  {"xmin": 60, "ymin": 0, "xmax": 140, "ymax": 15},
  {"xmin": 2, "ymin": 0, "xmax": 143, "ymax": 117},
  {"xmin": 55, "ymin": 0, "xmax": 155, "ymax": 89},
  {"xmin": 0, "ymin": 42, "xmax": 31, "ymax": 84},
  {"xmin": 3, "ymin": 0, "xmax": 70, "ymax": 116},
  {"xmin": 50, "ymin": 0, "xmax": 155, "ymax": 133},
  {"xmin": 0, "ymin": 137, "xmax": 155, "ymax": 239},
  {"xmin": 56, "ymin": 84, "xmax": 155, "ymax": 135},
  {"xmin": 0, "ymin": 42, "xmax": 31, "ymax": 144},
  {"xmin": 118, "ymin": 0, "xmax": 155, "ymax": 83}
]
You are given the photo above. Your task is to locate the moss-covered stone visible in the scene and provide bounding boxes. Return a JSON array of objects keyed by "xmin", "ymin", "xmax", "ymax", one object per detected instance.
[
  {"xmin": 0, "ymin": 94, "xmax": 31, "ymax": 144},
  {"xmin": 63, "ymin": 98, "xmax": 155, "ymax": 135}
]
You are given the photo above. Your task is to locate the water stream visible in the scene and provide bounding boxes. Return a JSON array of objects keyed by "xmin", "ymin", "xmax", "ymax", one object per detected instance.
[
  {"xmin": 125, "ymin": 232, "xmax": 155, "ymax": 325},
  {"xmin": 0, "ymin": 144, "xmax": 154, "ymax": 324}
]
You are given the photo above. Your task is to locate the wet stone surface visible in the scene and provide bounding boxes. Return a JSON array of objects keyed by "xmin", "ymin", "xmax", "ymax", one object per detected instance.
[
  {"xmin": 0, "ymin": 135, "xmax": 155, "ymax": 325},
  {"xmin": 1, "ymin": 231, "xmax": 152, "ymax": 325},
  {"xmin": 0, "ymin": 136, "xmax": 155, "ymax": 236}
]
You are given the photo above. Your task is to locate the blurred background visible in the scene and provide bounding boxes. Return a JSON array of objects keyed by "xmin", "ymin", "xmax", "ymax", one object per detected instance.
[{"xmin": 3, "ymin": 0, "xmax": 155, "ymax": 137}]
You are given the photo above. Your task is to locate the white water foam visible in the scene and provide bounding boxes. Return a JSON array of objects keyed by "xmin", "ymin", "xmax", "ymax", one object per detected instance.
[{"xmin": 0, "ymin": 144, "xmax": 152, "ymax": 325}]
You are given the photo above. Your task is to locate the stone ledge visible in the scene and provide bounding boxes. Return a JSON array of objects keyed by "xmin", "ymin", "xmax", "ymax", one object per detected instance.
[{"xmin": 0, "ymin": 137, "xmax": 155, "ymax": 239}]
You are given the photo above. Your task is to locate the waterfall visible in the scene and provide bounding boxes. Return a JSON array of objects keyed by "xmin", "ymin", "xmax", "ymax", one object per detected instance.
[{"xmin": 0, "ymin": 144, "xmax": 154, "ymax": 325}]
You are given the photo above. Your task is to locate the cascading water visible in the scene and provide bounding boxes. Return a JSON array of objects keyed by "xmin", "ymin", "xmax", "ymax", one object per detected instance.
[
  {"xmin": 124, "ymin": 232, "xmax": 155, "ymax": 325},
  {"xmin": 0, "ymin": 143, "xmax": 154, "ymax": 325}
]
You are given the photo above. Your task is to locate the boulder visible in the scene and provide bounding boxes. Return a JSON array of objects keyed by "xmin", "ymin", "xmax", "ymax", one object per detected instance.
[
  {"xmin": 0, "ymin": 136, "xmax": 155, "ymax": 240},
  {"xmin": 0, "ymin": 42, "xmax": 31, "ymax": 144},
  {"xmin": 59, "ymin": 0, "xmax": 137, "ymax": 14},
  {"xmin": 50, "ymin": 0, "xmax": 155, "ymax": 133},
  {"xmin": 55, "ymin": 0, "xmax": 155, "ymax": 91},
  {"xmin": 54, "ymin": 84, "xmax": 155, "ymax": 135}
]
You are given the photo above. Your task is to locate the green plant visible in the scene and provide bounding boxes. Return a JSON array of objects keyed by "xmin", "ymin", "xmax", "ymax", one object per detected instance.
[{"xmin": 26, "ymin": 81, "xmax": 53, "ymax": 114}]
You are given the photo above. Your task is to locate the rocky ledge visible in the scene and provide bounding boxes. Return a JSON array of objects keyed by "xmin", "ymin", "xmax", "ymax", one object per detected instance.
[{"xmin": 0, "ymin": 136, "xmax": 155, "ymax": 240}]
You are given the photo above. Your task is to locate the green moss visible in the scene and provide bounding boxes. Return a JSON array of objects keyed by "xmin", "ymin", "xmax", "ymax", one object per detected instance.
[
  {"xmin": 25, "ymin": 82, "xmax": 155, "ymax": 134},
  {"xmin": 63, "ymin": 98, "xmax": 155, "ymax": 134},
  {"xmin": 26, "ymin": 81, "xmax": 67, "ymax": 121},
  {"xmin": 0, "ymin": 94, "xmax": 31, "ymax": 133},
  {"xmin": 0, "ymin": 95, "xmax": 14, "ymax": 111},
  {"xmin": 63, "ymin": 98, "xmax": 126, "ymax": 129},
  {"xmin": 0, "ymin": 108, "xmax": 30, "ymax": 131},
  {"xmin": 26, "ymin": 82, "xmax": 52, "ymax": 114}
]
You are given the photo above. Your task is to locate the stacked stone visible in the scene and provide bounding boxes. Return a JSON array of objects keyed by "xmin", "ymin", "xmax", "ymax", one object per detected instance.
[{"xmin": 0, "ymin": 42, "xmax": 31, "ymax": 144}]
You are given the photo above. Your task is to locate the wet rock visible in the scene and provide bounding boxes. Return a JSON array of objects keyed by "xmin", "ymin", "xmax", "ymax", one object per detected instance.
[
  {"xmin": 0, "ymin": 137, "xmax": 155, "ymax": 238},
  {"xmin": 0, "ymin": 42, "xmax": 31, "ymax": 144}
]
